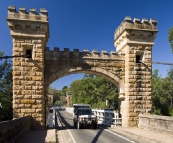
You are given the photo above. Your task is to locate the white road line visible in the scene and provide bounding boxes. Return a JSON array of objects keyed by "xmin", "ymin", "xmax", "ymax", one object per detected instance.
[
  {"xmin": 98, "ymin": 127, "xmax": 135, "ymax": 143},
  {"xmin": 60, "ymin": 111, "xmax": 76, "ymax": 143},
  {"xmin": 67, "ymin": 129, "xmax": 77, "ymax": 143}
]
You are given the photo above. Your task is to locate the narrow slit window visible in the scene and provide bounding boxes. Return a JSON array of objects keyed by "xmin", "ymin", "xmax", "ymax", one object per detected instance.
[
  {"xmin": 36, "ymin": 26, "xmax": 40, "ymax": 31},
  {"xmin": 136, "ymin": 55, "xmax": 141, "ymax": 63},
  {"xmin": 15, "ymin": 24, "xmax": 20, "ymax": 30},
  {"xmin": 26, "ymin": 49, "xmax": 32, "ymax": 58}
]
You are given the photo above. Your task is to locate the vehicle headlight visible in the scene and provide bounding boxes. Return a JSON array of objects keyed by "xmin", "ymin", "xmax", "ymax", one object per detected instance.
[{"xmin": 79, "ymin": 118, "xmax": 83, "ymax": 121}]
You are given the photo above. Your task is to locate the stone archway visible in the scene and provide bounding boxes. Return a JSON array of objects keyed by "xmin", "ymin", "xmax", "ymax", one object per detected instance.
[
  {"xmin": 7, "ymin": 6, "xmax": 158, "ymax": 129},
  {"xmin": 45, "ymin": 67, "xmax": 123, "ymax": 90}
]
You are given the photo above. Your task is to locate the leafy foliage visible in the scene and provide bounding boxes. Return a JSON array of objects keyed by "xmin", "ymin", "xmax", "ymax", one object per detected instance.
[
  {"xmin": 152, "ymin": 69, "xmax": 173, "ymax": 116},
  {"xmin": 0, "ymin": 51, "xmax": 13, "ymax": 121},
  {"xmin": 69, "ymin": 74, "xmax": 119, "ymax": 110},
  {"xmin": 168, "ymin": 27, "xmax": 173, "ymax": 53},
  {"xmin": 48, "ymin": 86, "xmax": 68, "ymax": 106}
]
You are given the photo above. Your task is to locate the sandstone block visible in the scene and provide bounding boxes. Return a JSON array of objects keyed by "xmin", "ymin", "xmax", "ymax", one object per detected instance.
[
  {"xmin": 35, "ymin": 72, "xmax": 43, "ymax": 76},
  {"xmin": 36, "ymin": 90, "xmax": 43, "ymax": 94},
  {"xmin": 36, "ymin": 81, "xmax": 43, "ymax": 86},
  {"xmin": 24, "ymin": 95, "xmax": 32, "ymax": 99},
  {"xmin": 32, "ymin": 113, "xmax": 39, "ymax": 118},
  {"xmin": 21, "ymin": 99, "xmax": 35, "ymax": 104},
  {"xmin": 32, "ymin": 104, "xmax": 43, "ymax": 109},
  {"xmin": 21, "ymin": 90, "xmax": 32, "ymax": 95},
  {"xmin": 13, "ymin": 95, "xmax": 24, "ymax": 99},
  {"xmin": 14, "ymin": 90, "xmax": 21, "ymax": 94},
  {"xmin": 28, "ymin": 109, "xmax": 35, "ymax": 113},
  {"xmin": 146, "ymin": 84, "xmax": 151, "ymax": 87},
  {"xmin": 32, "ymin": 76, "xmax": 43, "ymax": 81},
  {"xmin": 32, "ymin": 67, "xmax": 39, "ymax": 71},
  {"xmin": 13, "ymin": 76, "xmax": 20, "ymax": 80},
  {"xmin": 21, "ymin": 109, "xmax": 28, "ymax": 113},
  {"xmin": 128, "ymin": 112, "xmax": 137, "ymax": 117},
  {"xmin": 14, "ymin": 62, "xmax": 21, "ymax": 66},
  {"xmin": 13, "ymin": 104, "xmax": 24, "ymax": 108},
  {"xmin": 23, "ymin": 67, "xmax": 31, "ymax": 71},
  {"xmin": 25, "ymin": 104, "xmax": 32, "ymax": 108},
  {"xmin": 25, "ymin": 40, "xmax": 32, "ymax": 43},
  {"xmin": 25, "ymin": 81, "xmax": 36, "ymax": 85},
  {"xmin": 134, "ymin": 108, "xmax": 145, "ymax": 113},
  {"xmin": 32, "ymin": 95, "xmax": 44, "ymax": 99},
  {"xmin": 13, "ymin": 71, "xmax": 21, "ymax": 76},
  {"xmin": 13, "ymin": 113, "xmax": 24, "ymax": 118},
  {"xmin": 36, "ymin": 109, "xmax": 42, "ymax": 113},
  {"xmin": 36, "ymin": 100, "xmax": 44, "ymax": 104},
  {"xmin": 25, "ymin": 86, "xmax": 32, "ymax": 90},
  {"xmin": 13, "ymin": 108, "xmax": 21, "ymax": 113},
  {"xmin": 36, "ymin": 53, "xmax": 43, "ymax": 57},
  {"xmin": 24, "ymin": 113, "xmax": 32, "ymax": 117},
  {"xmin": 25, "ymin": 76, "xmax": 32, "ymax": 80},
  {"xmin": 35, "ymin": 43, "xmax": 43, "ymax": 47}
]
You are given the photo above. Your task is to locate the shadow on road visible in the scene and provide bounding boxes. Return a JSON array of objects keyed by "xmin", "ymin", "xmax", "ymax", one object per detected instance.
[{"xmin": 91, "ymin": 128, "xmax": 104, "ymax": 143}]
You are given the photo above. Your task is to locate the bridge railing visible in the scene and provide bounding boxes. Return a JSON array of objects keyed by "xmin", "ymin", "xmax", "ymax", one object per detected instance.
[
  {"xmin": 0, "ymin": 116, "xmax": 31, "ymax": 143},
  {"xmin": 65, "ymin": 107, "xmax": 122, "ymax": 126},
  {"xmin": 92, "ymin": 109, "xmax": 122, "ymax": 126}
]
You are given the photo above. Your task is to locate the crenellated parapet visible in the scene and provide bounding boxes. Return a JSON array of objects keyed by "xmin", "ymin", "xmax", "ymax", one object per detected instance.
[
  {"xmin": 7, "ymin": 6, "xmax": 49, "ymax": 40},
  {"xmin": 44, "ymin": 47, "xmax": 125, "ymax": 82},
  {"xmin": 114, "ymin": 17, "xmax": 158, "ymax": 53},
  {"xmin": 7, "ymin": 6, "xmax": 48, "ymax": 21},
  {"xmin": 44, "ymin": 47, "xmax": 124, "ymax": 61}
]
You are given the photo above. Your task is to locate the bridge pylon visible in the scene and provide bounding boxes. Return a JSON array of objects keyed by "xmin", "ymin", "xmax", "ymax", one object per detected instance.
[
  {"xmin": 7, "ymin": 6, "xmax": 49, "ymax": 129},
  {"xmin": 114, "ymin": 17, "xmax": 158, "ymax": 126}
]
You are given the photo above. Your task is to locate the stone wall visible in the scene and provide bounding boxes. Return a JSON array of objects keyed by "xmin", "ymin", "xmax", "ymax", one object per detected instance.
[
  {"xmin": 138, "ymin": 114, "xmax": 173, "ymax": 132},
  {"xmin": 0, "ymin": 116, "xmax": 31, "ymax": 143}
]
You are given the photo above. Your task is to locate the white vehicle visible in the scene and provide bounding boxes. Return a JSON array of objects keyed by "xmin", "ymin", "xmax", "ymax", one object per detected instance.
[
  {"xmin": 47, "ymin": 107, "xmax": 55, "ymax": 128},
  {"xmin": 73, "ymin": 104, "xmax": 97, "ymax": 129}
]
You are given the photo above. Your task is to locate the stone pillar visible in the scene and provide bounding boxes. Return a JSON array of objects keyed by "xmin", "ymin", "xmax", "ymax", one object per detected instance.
[
  {"xmin": 66, "ymin": 91, "xmax": 72, "ymax": 107},
  {"xmin": 48, "ymin": 94, "xmax": 53, "ymax": 108},
  {"xmin": 114, "ymin": 17, "xmax": 158, "ymax": 127},
  {"xmin": 7, "ymin": 6, "xmax": 49, "ymax": 129}
]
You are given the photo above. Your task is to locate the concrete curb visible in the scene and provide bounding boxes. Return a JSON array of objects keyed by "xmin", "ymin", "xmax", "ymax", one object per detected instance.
[{"xmin": 45, "ymin": 129, "xmax": 57, "ymax": 143}]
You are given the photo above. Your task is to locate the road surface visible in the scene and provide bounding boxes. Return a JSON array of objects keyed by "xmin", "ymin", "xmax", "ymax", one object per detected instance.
[{"xmin": 56, "ymin": 110, "xmax": 137, "ymax": 143}]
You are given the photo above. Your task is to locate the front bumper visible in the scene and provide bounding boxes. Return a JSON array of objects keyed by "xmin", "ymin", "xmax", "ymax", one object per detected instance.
[{"xmin": 79, "ymin": 120, "xmax": 97, "ymax": 126}]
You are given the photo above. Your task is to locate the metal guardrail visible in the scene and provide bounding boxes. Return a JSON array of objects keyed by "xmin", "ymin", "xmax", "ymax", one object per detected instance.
[{"xmin": 65, "ymin": 107, "xmax": 122, "ymax": 126}]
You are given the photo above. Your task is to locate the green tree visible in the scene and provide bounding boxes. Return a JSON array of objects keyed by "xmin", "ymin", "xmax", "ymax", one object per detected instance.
[
  {"xmin": 69, "ymin": 74, "xmax": 119, "ymax": 110},
  {"xmin": 48, "ymin": 87, "xmax": 61, "ymax": 104},
  {"xmin": 0, "ymin": 51, "xmax": 13, "ymax": 121},
  {"xmin": 61, "ymin": 86, "xmax": 68, "ymax": 96},
  {"xmin": 168, "ymin": 27, "xmax": 173, "ymax": 53},
  {"xmin": 152, "ymin": 69, "xmax": 173, "ymax": 116}
]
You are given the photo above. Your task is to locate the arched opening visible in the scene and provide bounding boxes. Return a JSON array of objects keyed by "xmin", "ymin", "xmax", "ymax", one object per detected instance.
[{"xmin": 44, "ymin": 67, "xmax": 124, "ymax": 126}]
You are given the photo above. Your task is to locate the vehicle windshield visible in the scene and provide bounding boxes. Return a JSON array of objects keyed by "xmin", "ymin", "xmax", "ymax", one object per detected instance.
[{"xmin": 77, "ymin": 109, "xmax": 92, "ymax": 115}]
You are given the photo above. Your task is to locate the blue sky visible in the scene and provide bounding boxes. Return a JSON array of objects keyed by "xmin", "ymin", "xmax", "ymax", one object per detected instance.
[{"xmin": 1, "ymin": 0, "xmax": 173, "ymax": 90}]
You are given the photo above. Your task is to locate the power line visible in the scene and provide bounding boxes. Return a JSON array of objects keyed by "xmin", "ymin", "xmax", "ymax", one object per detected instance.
[
  {"xmin": 90, "ymin": 83, "xmax": 114, "ymax": 106},
  {"xmin": 0, "ymin": 55, "xmax": 30, "ymax": 59},
  {"xmin": 152, "ymin": 62, "xmax": 173, "ymax": 66}
]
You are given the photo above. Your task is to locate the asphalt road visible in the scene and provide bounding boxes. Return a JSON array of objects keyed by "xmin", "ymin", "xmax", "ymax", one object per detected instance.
[{"xmin": 57, "ymin": 110, "xmax": 137, "ymax": 143}]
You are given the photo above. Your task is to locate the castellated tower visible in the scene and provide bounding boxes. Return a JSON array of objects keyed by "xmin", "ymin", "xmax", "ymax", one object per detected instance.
[
  {"xmin": 7, "ymin": 6, "xmax": 49, "ymax": 129},
  {"xmin": 114, "ymin": 17, "xmax": 158, "ymax": 127}
]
